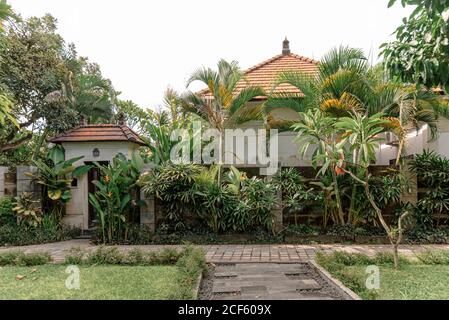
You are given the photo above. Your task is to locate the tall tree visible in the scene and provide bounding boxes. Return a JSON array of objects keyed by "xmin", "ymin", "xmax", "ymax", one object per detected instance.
[
  {"xmin": 0, "ymin": 14, "xmax": 115, "ymax": 154},
  {"xmin": 381, "ymin": 0, "xmax": 449, "ymax": 90}
]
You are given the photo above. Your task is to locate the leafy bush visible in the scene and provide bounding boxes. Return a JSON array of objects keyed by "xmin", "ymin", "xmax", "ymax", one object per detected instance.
[
  {"xmin": 0, "ymin": 251, "xmax": 52, "ymax": 266},
  {"xmin": 139, "ymin": 163, "xmax": 202, "ymax": 229},
  {"xmin": 373, "ymin": 252, "xmax": 410, "ymax": 266},
  {"xmin": 13, "ymin": 192, "xmax": 42, "ymax": 227},
  {"xmin": 404, "ymin": 228, "xmax": 447, "ymax": 244},
  {"xmin": 410, "ymin": 151, "xmax": 449, "ymax": 228},
  {"xmin": 64, "ymin": 247, "xmax": 86, "ymax": 265},
  {"xmin": 226, "ymin": 177, "xmax": 277, "ymax": 233},
  {"xmin": 89, "ymin": 153, "xmax": 145, "ymax": 244},
  {"xmin": 0, "ymin": 223, "xmax": 81, "ymax": 246},
  {"xmin": 18, "ymin": 252, "xmax": 52, "ymax": 266},
  {"xmin": 0, "ymin": 197, "xmax": 15, "ymax": 226},
  {"xmin": 194, "ymin": 166, "xmax": 239, "ymax": 233},
  {"xmin": 417, "ymin": 250, "xmax": 449, "ymax": 265},
  {"xmin": 86, "ymin": 246, "xmax": 124, "ymax": 265},
  {"xmin": 326, "ymin": 224, "xmax": 357, "ymax": 241},
  {"xmin": 27, "ymin": 145, "xmax": 92, "ymax": 221},
  {"xmin": 285, "ymin": 224, "xmax": 320, "ymax": 236},
  {"xmin": 67, "ymin": 247, "xmax": 184, "ymax": 266}
]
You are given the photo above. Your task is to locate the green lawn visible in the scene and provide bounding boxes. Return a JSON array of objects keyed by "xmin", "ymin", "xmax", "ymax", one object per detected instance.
[
  {"xmin": 0, "ymin": 265, "xmax": 180, "ymax": 300},
  {"xmin": 339, "ymin": 264, "xmax": 449, "ymax": 300},
  {"xmin": 316, "ymin": 251, "xmax": 449, "ymax": 300}
]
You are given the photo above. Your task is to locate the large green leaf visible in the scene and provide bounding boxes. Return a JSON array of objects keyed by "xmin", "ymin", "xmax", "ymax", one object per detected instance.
[
  {"xmin": 47, "ymin": 145, "xmax": 65, "ymax": 165},
  {"xmin": 48, "ymin": 189, "xmax": 62, "ymax": 200},
  {"xmin": 72, "ymin": 165, "xmax": 92, "ymax": 177}
]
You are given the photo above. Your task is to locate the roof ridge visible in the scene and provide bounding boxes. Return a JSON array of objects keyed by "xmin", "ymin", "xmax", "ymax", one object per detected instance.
[
  {"xmin": 49, "ymin": 125, "xmax": 81, "ymax": 141},
  {"xmin": 242, "ymin": 53, "xmax": 284, "ymax": 74}
]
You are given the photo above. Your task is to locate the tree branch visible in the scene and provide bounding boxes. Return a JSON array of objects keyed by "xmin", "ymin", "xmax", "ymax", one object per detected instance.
[{"xmin": 0, "ymin": 133, "xmax": 33, "ymax": 152}]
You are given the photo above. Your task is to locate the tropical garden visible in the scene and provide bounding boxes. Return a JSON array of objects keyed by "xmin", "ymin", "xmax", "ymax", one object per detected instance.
[{"xmin": 0, "ymin": 0, "xmax": 448, "ymax": 300}]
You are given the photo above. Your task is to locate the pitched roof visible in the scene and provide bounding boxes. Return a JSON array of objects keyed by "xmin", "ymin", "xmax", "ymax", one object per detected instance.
[
  {"xmin": 48, "ymin": 124, "xmax": 147, "ymax": 146},
  {"xmin": 199, "ymin": 53, "xmax": 319, "ymax": 100}
]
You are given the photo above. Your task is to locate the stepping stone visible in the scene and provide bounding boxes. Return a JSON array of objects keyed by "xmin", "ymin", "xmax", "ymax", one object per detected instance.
[
  {"xmin": 296, "ymin": 279, "xmax": 321, "ymax": 290},
  {"xmin": 212, "ymin": 285, "xmax": 241, "ymax": 294},
  {"xmin": 214, "ymin": 272, "xmax": 237, "ymax": 278},
  {"xmin": 241, "ymin": 285, "xmax": 268, "ymax": 294}
]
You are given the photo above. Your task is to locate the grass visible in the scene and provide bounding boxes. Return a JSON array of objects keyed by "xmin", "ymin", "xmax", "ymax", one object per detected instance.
[
  {"xmin": 0, "ymin": 246, "xmax": 206, "ymax": 300},
  {"xmin": 0, "ymin": 264, "xmax": 181, "ymax": 300},
  {"xmin": 316, "ymin": 250, "xmax": 449, "ymax": 300}
]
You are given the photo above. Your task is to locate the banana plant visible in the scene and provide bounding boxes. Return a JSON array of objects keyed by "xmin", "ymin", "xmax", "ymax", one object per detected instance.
[
  {"xmin": 88, "ymin": 153, "xmax": 144, "ymax": 244},
  {"xmin": 26, "ymin": 145, "xmax": 92, "ymax": 220}
]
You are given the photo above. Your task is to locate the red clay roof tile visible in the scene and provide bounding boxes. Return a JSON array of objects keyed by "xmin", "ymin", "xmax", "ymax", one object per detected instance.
[
  {"xmin": 48, "ymin": 124, "xmax": 147, "ymax": 146},
  {"xmin": 199, "ymin": 53, "xmax": 319, "ymax": 99}
]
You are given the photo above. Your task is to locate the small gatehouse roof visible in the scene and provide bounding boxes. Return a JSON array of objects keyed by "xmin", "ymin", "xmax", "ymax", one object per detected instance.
[{"xmin": 48, "ymin": 124, "xmax": 147, "ymax": 146}]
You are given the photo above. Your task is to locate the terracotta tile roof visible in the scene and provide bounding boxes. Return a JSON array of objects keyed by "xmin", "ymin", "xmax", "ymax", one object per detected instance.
[
  {"xmin": 199, "ymin": 53, "xmax": 319, "ymax": 100},
  {"xmin": 48, "ymin": 124, "xmax": 147, "ymax": 146}
]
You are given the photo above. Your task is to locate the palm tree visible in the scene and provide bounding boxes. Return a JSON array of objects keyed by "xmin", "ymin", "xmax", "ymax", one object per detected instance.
[
  {"xmin": 269, "ymin": 46, "xmax": 449, "ymax": 163},
  {"xmin": 183, "ymin": 59, "xmax": 265, "ymax": 131}
]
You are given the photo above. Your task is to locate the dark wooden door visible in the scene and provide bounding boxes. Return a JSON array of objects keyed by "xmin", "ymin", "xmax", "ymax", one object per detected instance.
[{"xmin": 86, "ymin": 162, "xmax": 108, "ymax": 228}]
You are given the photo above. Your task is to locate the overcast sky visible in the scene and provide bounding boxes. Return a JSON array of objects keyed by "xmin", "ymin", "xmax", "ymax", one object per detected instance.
[{"xmin": 10, "ymin": 0, "xmax": 412, "ymax": 110}]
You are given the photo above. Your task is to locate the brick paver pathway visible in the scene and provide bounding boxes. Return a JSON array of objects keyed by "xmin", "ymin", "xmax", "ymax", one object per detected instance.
[{"xmin": 1, "ymin": 239, "xmax": 449, "ymax": 263}]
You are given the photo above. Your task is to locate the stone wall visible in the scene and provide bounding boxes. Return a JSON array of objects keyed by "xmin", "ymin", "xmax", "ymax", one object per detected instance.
[{"xmin": 16, "ymin": 166, "xmax": 40, "ymax": 200}]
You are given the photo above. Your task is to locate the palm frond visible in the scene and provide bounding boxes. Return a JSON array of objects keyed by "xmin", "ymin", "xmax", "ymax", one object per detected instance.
[{"xmin": 229, "ymin": 86, "xmax": 265, "ymax": 115}]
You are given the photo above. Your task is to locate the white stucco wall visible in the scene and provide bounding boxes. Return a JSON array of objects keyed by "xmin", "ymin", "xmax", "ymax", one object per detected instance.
[{"xmin": 62, "ymin": 141, "xmax": 140, "ymax": 230}]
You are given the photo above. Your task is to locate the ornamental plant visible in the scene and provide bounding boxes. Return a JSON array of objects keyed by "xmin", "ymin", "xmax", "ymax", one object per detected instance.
[
  {"xmin": 88, "ymin": 153, "xmax": 145, "ymax": 244},
  {"xmin": 26, "ymin": 145, "xmax": 91, "ymax": 221}
]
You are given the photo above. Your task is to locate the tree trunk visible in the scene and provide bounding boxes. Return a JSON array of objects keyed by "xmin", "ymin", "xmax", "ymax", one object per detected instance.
[{"xmin": 331, "ymin": 166, "xmax": 345, "ymax": 225}]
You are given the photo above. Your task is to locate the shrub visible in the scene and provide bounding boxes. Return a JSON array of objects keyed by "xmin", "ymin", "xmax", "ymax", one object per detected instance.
[
  {"xmin": 284, "ymin": 224, "xmax": 320, "ymax": 236},
  {"xmin": 88, "ymin": 153, "xmax": 144, "ymax": 244},
  {"xmin": 18, "ymin": 252, "xmax": 52, "ymax": 266},
  {"xmin": 153, "ymin": 248, "xmax": 181, "ymax": 265},
  {"xmin": 0, "ymin": 197, "xmax": 15, "ymax": 226},
  {"xmin": 404, "ymin": 228, "xmax": 447, "ymax": 244},
  {"xmin": 0, "ymin": 251, "xmax": 22, "ymax": 266},
  {"xmin": 326, "ymin": 225, "xmax": 357, "ymax": 241},
  {"xmin": 410, "ymin": 151, "xmax": 449, "ymax": 228},
  {"xmin": 0, "ymin": 251, "xmax": 52, "ymax": 266},
  {"xmin": 417, "ymin": 250, "xmax": 449, "ymax": 265},
  {"xmin": 64, "ymin": 247, "xmax": 86, "ymax": 265},
  {"xmin": 373, "ymin": 252, "xmax": 410, "ymax": 265},
  {"xmin": 0, "ymin": 223, "xmax": 81, "ymax": 246},
  {"xmin": 125, "ymin": 248, "xmax": 146, "ymax": 265},
  {"xmin": 139, "ymin": 163, "xmax": 202, "ymax": 229},
  {"xmin": 170, "ymin": 246, "xmax": 207, "ymax": 300},
  {"xmin": 226, "ymin": 177, "xmax": 277, "ymax": 233},
  {"xmin": 87, "ymin": 247, "xmax": 124, "ymax": 265}
]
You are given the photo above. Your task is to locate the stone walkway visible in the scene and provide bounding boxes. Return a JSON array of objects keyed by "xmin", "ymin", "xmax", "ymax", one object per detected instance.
[
  {"xmin": 1, "ymin": 239, "xmax": 449, "ymax": 263},
  {"xmin": 206, "ymin": 263, "xmax": 350, "ymax": 300}
]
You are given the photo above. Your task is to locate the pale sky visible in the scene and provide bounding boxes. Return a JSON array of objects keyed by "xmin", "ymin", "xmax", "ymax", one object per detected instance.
[{"xmin": 10, "ymin": 0, "xmax": 412, "ymax": 110}]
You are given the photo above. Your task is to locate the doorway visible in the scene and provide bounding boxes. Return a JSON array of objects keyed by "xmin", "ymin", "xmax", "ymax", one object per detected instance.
[{"xmin": 86, "ymin": 161, "xmax": 108, "ymax": 228}]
